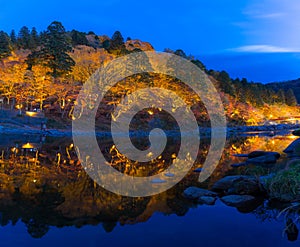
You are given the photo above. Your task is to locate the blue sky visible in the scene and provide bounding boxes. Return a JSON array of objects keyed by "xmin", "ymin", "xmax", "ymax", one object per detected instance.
[{"xmin": 1, "ymin": 0, "xmax": 300, "ymax": 82}]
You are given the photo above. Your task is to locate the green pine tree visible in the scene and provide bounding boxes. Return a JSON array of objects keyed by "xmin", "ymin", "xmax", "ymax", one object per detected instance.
[
  {"xmin": 39, "ymin": 21, "xmax": 75, "ymax": 77},
  {"xmin": 285, "ymin": 88, "xmax": 298, "ymax": 106},
  {"xmin": 0, "ymin": 31, "xmax": 11, "ymax": 59},
  {"xmin": 18, "ymin": 26, "xmax": 31, "ymax": 49}
]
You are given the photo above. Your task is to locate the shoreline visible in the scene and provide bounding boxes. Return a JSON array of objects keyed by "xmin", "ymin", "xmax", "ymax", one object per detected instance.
[{"xmin": 0, "ymin": 123, "xmax": 299, "ymax": 137}]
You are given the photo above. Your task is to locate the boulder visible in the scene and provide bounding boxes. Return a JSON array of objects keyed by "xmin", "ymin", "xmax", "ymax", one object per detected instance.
[
  {"xmin": 212, "ymin": 175, "xmax": 257, "ymax": 192},
  {"xmin": 220, "ymin": 195, "xmax": 256, "ymax": 207},
  {"xmin": 228, "ymin": 179, "xmax": 261, "ymax": 195},
  {"xmin": 283, "ymin": 138, "xmax": 300, "ymax": 154},
  {"xmin": 183, "ymin": 187, "xmax": 217, "ymax": 200},
  {"xmin": 198, "ymin": 196, "xmax": 216, "ymax": 205}
]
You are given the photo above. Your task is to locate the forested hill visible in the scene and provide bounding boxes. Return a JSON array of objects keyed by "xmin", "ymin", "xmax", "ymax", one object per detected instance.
[
  {"xmin": 267, "ymin": 78, "xmax": 300, "ymax": 103},
  {"xmin": 0, "ymin": 20, "xmax": 299, "ymax": 126}
]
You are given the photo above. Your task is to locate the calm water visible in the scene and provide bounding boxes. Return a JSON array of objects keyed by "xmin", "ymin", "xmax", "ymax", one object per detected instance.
[{"xmin": 0, "ymin": 132, "xmax": 299, "ymax": 247}]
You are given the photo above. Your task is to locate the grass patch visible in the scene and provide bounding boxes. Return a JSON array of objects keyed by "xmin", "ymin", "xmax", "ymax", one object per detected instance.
[{"xmin": 267, "ymin": 161, "xmax": 300, "ymax": 202}]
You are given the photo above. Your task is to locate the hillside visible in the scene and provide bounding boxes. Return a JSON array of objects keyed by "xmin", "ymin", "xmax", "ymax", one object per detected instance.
[
  {"xmin": 268, "ymin": 78, "xmax": 300, "ymax": 103},
  {"xmin": 0, "ymin": 21, "xmax": 300, "ymax": 128}
]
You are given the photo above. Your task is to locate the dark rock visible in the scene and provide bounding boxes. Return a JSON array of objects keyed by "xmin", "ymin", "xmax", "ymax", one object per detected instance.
[
  {"xmin": 212, "ymin": 175, "xmax": 257, "ymax": 192},
  {"xmin": 232, "ymin": 154, "xmax": 248, "ymax": 158},
  {"xmin": 283, "ymin": 138, "xmax": 300, "ymax": 154},
  {"xmin": 193, "ymin": 168, "xmax": 203, "ymax": 173},
  {"xmin": 183, "ymin": 187, "xmax": 217, "ymax": 200},
  {"xmin": 236, "ymin": 197, "xmax": 264, "ymax": 213},
  {"xmin": 246, "ymin": 154, "xmax": 278, "ymax": 165},
  {"xmin": 198, "ymin": 196, "xmax": 216, "ymax": 205},
  {"xmin": 228, "ymin": 179, "xmax": 261, "ymax": 195},
  {"xmin": 292, "ymin": 129, "xmax": 300, "ymax": 136},
  {"xmin": 248, "ymin": 151, "xmax": 280, "ymax": 159},
  {"xmin": 231, "ymin": 162, "xmax": 247, "ymax": 167},
  {"xmin": 220, "ymin": 195, "xmax": 256, "ymax": 207}
]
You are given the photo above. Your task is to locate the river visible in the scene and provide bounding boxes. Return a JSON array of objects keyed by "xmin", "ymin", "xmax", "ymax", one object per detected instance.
[{"xmin": 0, "ymin": 132, "xmax": 299, "ymax": 246}]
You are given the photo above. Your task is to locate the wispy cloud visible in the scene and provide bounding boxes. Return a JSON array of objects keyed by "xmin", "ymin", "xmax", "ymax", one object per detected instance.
[
  {"xmin": 243, "ymin": 10, "xmax": 285, "ymax": 19},
  {"xmin": 229, "ymin": 45, "xmax": 300, "ymax": 53},
  {"xmin": 254, "ymin": 12, "xmax": 285, "ymax": 19}
]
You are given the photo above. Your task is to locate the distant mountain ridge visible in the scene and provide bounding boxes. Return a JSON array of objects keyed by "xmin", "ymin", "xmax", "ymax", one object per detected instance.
[{"xmin": 268, "ymin": 78, "xmax": 300, "ymax": 103}]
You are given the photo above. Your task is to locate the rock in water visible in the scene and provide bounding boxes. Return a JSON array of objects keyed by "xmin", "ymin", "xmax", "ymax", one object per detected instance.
[
  {"xmin": 231, "ymin": 162, "xmax": 247, "ymax": 168},
  {"xmin": 193, "ymin": 168, "xmax": 203, "ymax": 173},
  {"xmin": 292, "ymin": 129, "xmax": 300, "ymax": 136},
  {"xmin": 151, "ymin": 178, "xmax": 166, "ymax": 184},
  {"xmin": 183, "ymin": 187, "xmax": 217, "ymax": 200},
  {"xmin": 248, "ymin": 151, "xmax": 280, "ymax": 159},
  {"xmin": 246, "ymin": 154, "xmax": 278, "ymax": 165},
  {"xmin": 283, "ymin": 138, "xmax": 300, "ymax": 153},
  {"xmin": 232, "ymin": 154, "xmax": 248, "ymax": 158},
  {"xmin": 212, "ymin": 175, "xmax": 257, "ymax": 192},
  {"xmin": 220, "ymin": 195, "xmax": 256, "ymax": 207},
  {"xmin": 198, "ymin": 196, "xmax": 217, "ymax": 205}
]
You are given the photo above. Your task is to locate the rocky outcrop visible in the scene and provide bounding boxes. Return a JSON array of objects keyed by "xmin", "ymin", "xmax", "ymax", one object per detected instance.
[{"xmin": 125, "ymin": 39, "xmax": 154, "ymax": 52}]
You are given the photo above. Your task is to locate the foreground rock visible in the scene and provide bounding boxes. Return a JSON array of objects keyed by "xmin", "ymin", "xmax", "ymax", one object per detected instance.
[
  {"xmin": 246, "ymin": 154, "xmax": 278, "ymax": 165},
  {"xmin": 220, "ymin": 195, "xmax": 256, "ymax": 207},
  {"xmin": 292, "ymin": 129, "xmax": 300, "ymax": 136},
  {"xmin": 198, "ymin": 196, "xmax": 217, "ymax": 205},
  {"xmin": 283, "ymin": 138, "xmax": 300, "ymax": 154},
  {"xmin": 232, "ymin": 151, "xmax": 280, "ymax": 168},
  {"xmin": 248, "ymin": 151, "xmax": 280, "ymax": 159},
  {"xmin": 183, "ymin": 187, "xmax": 217, "ymax": 200},
  {"xmin": 212, "ymin": 175, "xmax": 261, "ymax": 195}
]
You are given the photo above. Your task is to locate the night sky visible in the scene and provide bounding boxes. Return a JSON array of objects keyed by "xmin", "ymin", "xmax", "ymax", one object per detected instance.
[{"xmin": 1, "ymin": 0, "xmax": 300, "ymax": 83}]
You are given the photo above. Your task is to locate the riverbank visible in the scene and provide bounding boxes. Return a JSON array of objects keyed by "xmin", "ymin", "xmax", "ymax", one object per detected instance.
[{"xmin": 0, "ymin": 122, "xmax": 300, "ymax": 137}]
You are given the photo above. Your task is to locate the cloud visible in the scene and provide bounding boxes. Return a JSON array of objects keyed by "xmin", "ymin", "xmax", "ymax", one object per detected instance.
[
  {"xmin": 253, "ymin": 12, "xmax": 285, "ymax": 19},
  {"xmin": 229, "ymin": 45, "xmax": 300, "ymax": 53}
]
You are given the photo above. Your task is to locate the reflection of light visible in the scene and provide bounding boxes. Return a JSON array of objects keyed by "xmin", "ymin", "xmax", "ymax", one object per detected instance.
[
  {"xmin": 33, "ymin": 179, "xmax": 37, "ymax": 183},
  {"xmin": 26, "ymin": 111, "xmax": 38, "ymax": 117},
  {"xmin": 15, "ymin": 104, "xmax": 22, "ymax": 109},
  {"xmin": 287, "ymin": 135, "xmax": 299, "ymax": 139},
  {"xmin": 22, "ymin": 143, "xmax": 34, "ymax": 149},
  {"xmin": 147, "ymin": 152, "xmax": 153, "ymax": 158},
  {"xmin": 148, "ymin": 110, "xmax": 154, "ymax": 115},
  {"xmin": 271, "ymin": 140, "xmax": 275, "ymax": 145}
]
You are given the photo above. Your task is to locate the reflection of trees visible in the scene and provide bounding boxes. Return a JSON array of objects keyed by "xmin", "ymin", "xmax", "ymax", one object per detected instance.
[{"xmin": 0, "ymin": 135, "xmax": 299, "ymax": 239}]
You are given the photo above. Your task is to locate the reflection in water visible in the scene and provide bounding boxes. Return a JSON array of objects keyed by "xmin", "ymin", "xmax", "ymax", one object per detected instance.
[{"xmin": 0, "ymin": 133, "xmax": 299, "ymax": 242}]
